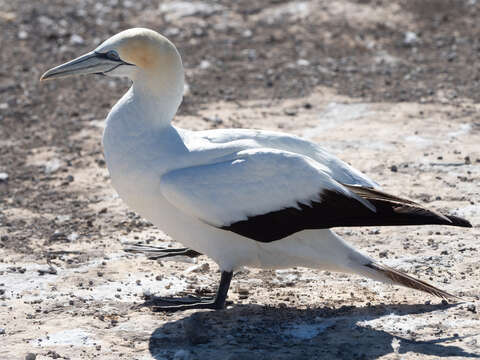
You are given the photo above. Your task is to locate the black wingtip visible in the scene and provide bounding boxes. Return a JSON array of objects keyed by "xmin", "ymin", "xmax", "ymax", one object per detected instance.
[{"xmin": 446, "ymin": 215, "xmax": 472, "ymax": 228}]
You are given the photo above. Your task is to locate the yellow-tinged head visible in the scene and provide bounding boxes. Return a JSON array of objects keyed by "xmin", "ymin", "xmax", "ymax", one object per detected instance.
[
  {"xmin": 95, "ymin": 28, "xmax": 182, "ymax": 74},
  {"xmin": 40, "ymin": 28, "xmax": 183, "ymax": 89}
]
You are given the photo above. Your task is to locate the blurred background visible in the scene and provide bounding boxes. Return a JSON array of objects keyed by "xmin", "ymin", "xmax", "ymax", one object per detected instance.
[{"xmin": 2, "ymin": 0, "xmax": 480, "ymax": 117}]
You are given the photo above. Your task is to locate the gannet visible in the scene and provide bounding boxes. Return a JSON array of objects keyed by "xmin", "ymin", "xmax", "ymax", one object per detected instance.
[{"xmin": 41, "ymin": 28, "xmax": 472, "ymax": 311}]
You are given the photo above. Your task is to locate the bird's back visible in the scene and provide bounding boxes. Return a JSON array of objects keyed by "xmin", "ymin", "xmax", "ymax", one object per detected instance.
[{"xmin": 195, "ymin": 127, "xmax": 378, "ymax": 188}]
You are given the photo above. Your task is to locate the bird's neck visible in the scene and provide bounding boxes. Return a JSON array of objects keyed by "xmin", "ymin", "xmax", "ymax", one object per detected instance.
[{"xmin": 130, "ymin": 67, "xmax": 184, "ymax": 128}]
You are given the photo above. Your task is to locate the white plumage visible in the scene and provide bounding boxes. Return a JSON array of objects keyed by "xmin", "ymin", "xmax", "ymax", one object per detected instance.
[{"xmin": 41, "ymin": 28, "xmax": 470, "ymax": 309}]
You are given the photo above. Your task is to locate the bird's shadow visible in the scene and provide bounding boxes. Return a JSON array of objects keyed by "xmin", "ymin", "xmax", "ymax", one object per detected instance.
[{"xmin": 147, "ymin": 302, "xmax": 479, "ymax": 359}]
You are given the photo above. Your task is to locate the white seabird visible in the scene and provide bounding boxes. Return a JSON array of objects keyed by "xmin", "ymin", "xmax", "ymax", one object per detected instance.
[{"xmin": 41, "ymin": 28, "xmax": 471, "ymax": 310}]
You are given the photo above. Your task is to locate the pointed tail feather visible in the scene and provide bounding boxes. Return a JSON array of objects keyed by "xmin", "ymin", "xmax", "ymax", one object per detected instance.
[
  {"xmin": 343, "ymin": 184, "xmax": 472, "ymax": 228},
  {"xmin": 363, "ymin": 262, "xmax": 460, "ymax": 300},
  {"xmin": 445, "ymin": 215, "xmax": 472, "ymax": 228}
]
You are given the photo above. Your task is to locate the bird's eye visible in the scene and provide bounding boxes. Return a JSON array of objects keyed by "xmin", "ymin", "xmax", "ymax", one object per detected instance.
[{"xmin": 106, "ymin": 50, "xmax": 120, "ymax": 60}]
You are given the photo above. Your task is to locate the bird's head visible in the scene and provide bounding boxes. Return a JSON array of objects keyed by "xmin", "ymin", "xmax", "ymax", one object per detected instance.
[{"xmin": 40, "ymin": 28, "xmax": 183, "ymax": 86}]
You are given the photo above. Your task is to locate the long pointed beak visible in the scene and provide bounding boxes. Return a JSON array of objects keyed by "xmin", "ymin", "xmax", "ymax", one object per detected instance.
[{"xmin": 40, "ymin": 51, "xmax": 122, "ymax": 81}]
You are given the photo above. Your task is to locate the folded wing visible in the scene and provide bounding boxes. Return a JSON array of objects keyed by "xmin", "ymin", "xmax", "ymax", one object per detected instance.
[{"xmin": 161, "ymin": 148, "xmax": 471, "ymax": 243}]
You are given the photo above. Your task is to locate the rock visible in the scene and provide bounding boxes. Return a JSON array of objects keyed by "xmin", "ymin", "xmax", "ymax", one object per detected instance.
[
  {"xmin": 183, "ymin": 82, "xmax": 190, "ymax": 96},
  {"xmin": 159, "ymin": 2, "xmax": 224, "ymax": 22},
  {"xmin": 67, "ymin": 232, "xmax": 79, "ymax": 242},
  {"xmin": 202, "ymin": 116, "xmax": 222, "ymax": 125},
  {"xmin": 55, "ymin": 214, "xmax": 71, "ymax": 223},
  {"xmin": 467, "ymin": 304, "xmax": 476, "ymax": 313},
  {"xmin": 18, "ymin": 30, "xmax": 28, "ymax": 39},
  {"xmin": 261, "ymin": 2, "xmax": 310, "ymax": 22},
  {"xmin": 165, "ymin": 27, "xmax": 180, "ymax": 37},
  {"xmin": 183, "ymin": 313, "xmax": 210, "ymax": 344},
  {"xmin": 37, "ymin": 266, "xmax": 57, "ymax": 275},
  {"xmin": 0, "ymin": 11, "xmax": 16, "ymax": 21},
  {"xmin": 403, "ymin": 31, "xmax": 418, "ymax": 46},
  {"xmin": 390, "ymin": 165, "xmax": 398, "ymax": 172},
  {"xmin": 297, "ymin": 59, "xmax": 310, "ymax": 66},
  {"xmin": 44, "ymin": 159, "xmax": 61, "ymax": 174},
  {"xmin": 242, "ymin": 29, "xmax": 252, "ymax": 38},
  {"xmin": 143, "ymin": 289, "xmax": 152, "ymax": 298},
  {"xmin": 50, "ymin": 231, "xmax": 66, "ymax": 241},
  {"xmin": 237, "ymin": 287, "xmax": 249, "ymax": 295},
  {"xmin": 0, "ymin": 172, "xmax": 8, "ymax": 181},
  {"xmin": 284, "ymin": 108, "xmax": 297, "ymax": 116},
  {"xmin": 0, "ymin": 328, "xmax": 5, "ymax": 335},
  {"xmin": 46, "ymin": 350, "xmax": 61, "ymax": 359},
  {"xmin": 25, "ymin": 353, "xmax": 36, "ymax": 360},
  {"xmin": 199, "ymin": 60, "xmax": 211, "ymax": 70},
  {"xmin": 186, "ymin": 262, "xmax": 210, "ymax": 273},
  {"xmin": 70, "ymin": 34, "xmax": 84, "ymax": 45}
]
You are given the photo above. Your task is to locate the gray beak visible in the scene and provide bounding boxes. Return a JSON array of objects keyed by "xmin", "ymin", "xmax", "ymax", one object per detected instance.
[{"xmin": 40, "ymin": 51, "xmax": 124, "ymax": 81}]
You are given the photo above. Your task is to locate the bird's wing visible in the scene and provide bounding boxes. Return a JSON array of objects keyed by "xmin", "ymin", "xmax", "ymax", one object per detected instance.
[
  {"xmin": 160, "ymin": 148, "xmax": 378, "ymax": 242},
  {"xmin": 197, "ymin": 128, "xmax": 379, "ymax": 188},
  {"xmin": 161, "ymin": 146, "xmax": 471, "ymax": 242}
]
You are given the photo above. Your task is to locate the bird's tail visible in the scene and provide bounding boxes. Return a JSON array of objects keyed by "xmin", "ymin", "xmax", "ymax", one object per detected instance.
[{"xmin": 359, "ymin": 262, "xmax": 459, "ymax": 300}]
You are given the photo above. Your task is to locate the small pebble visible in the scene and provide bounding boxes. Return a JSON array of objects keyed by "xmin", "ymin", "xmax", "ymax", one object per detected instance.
[
  {"xmin": 403, "ymin": 31, "xmax": 418, "ymax": 46},
  {"xmin": 284, "ymin": 108, "xmax": 297, "ymax": 116},
  {"xmin": 18, "ymin": 30, "xmax": 28, "ymax": 39},
  {"xmin": 199, "ymin": 60, "xmax": 211, "ymax": 69},
  {"xmin": 25, "ymin": 353, "xmax": 36, "ymax": 360},
  {"xmin": 237, "ymin": 287, "xmax": 249, "ymax": 296},
  {"xmin": 70, "ymin": 34, "xmax": 84, "ymax": 45},
  {"xmin": 186, "ymin": 263, "xmax": 209, "ymax": 273},
  {"xmin": 242, "ymin": 29, "xmax": 252, "ymax": 38},
  {"xmin": 297, "ymin": 59, "xmax": 310, "ymax": 66}
]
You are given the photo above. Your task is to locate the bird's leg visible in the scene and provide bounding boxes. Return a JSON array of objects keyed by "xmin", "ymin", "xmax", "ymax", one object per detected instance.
[
  {"xmin": 124, "ymin": 244, "xmax": 202, "ymax": 260},
  {"xmin": 151, "ymin": 271, "xmax": 233, "ymax": 312}
]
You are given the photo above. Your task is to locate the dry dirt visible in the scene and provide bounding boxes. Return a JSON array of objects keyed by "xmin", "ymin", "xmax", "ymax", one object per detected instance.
[{"xmin": 1, "ymin": 0, "xmax": 480, "ymax": 359}]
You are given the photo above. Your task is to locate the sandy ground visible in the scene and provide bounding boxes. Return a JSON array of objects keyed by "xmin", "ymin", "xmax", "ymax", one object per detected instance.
[{"xmin": 1, "ymin": 1, "xmax": 479, "ymax": 359}]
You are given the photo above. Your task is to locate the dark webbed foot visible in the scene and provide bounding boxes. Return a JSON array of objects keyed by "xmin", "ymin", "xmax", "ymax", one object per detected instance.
[
  {"xmin": 147, "ymin": 271, "xmax": 233, "ymax": 312},
  {"xmin": 149, "ymin": 296, "xmax": 222, "ymax": 311},
  {"xmin": 125, "ymin": 244, "xmax": 233, "ymax": 312},
  {"xmin": 124, "ymin": 244, "xmax": 202, "ymax": 260}
]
